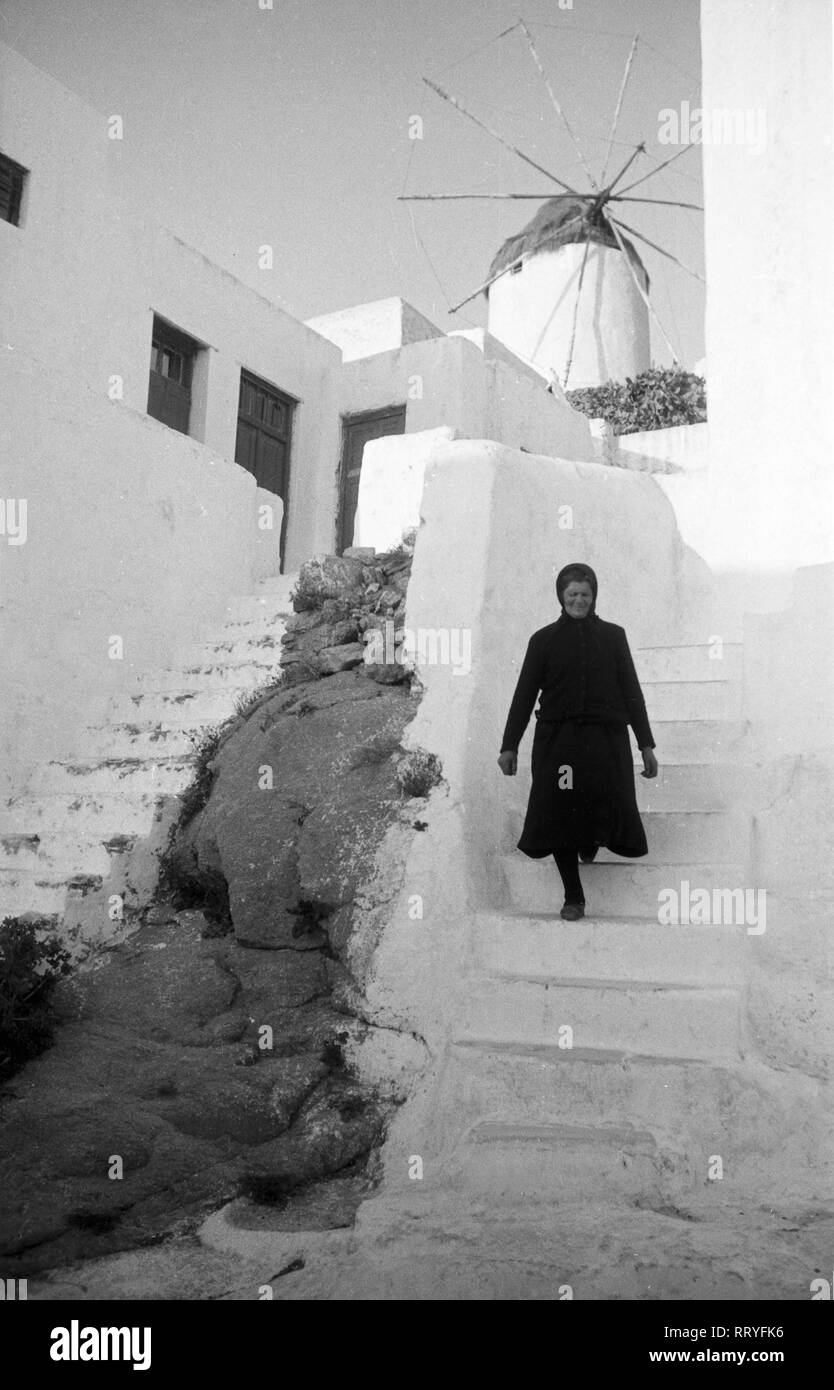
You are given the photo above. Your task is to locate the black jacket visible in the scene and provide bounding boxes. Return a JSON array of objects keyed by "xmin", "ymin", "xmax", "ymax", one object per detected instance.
[{"xmin": 500, "ymin": 614, "xmax": 655, "ymax": 753}]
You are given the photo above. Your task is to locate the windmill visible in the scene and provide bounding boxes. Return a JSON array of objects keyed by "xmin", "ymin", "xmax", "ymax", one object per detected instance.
[{"xmin": 399, "ymin": 22, "xmax": 704, "ymax": 391}]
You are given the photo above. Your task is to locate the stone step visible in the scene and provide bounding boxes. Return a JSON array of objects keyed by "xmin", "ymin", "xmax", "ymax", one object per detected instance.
[
  {"xmin": 107, "ymin": 685, "xmax": 253, "ymax": 727},
  {"xmin": 473, "ymin": 911, "xmax": 747, "ymax": 986},
  {"xmin": 212, "ymin": 612, "xmax": 292, "ymax": 645},
  {"xmin": 502, "ymin": 809, "xmax": 751, "ymax": 865},
  {"xmin": 0, "ymin": 865, "xmax": 149, "ymax": 951},
  {"xmin": 75, "ymin": 722, "xmax": 201, "ymax": 761},
  {"xmin": 0, "ymin": 871, "xmax": 71, "ymax": 918},
  {"xmin": 220, "ymin": 593, "xmax": 296, "ymax": 627},
  {"xmin": 633, "ymin": 643, "xmax": 743, "ymax": 683},
  {"xmin": 2, "ymin": 791, "xmax": 170, "ymax": 838},
  {"xmin": 444, "ymin": 1041, "xmax": 764, "ymax": 1159},
  {"xmin": 253, "ymin": 574, "xmax": 299, "ymax": 602},
  {"xmin": 178, "ymin": 631, "xmax": 286, "ymax": 668},
  {"xmin": 632, "ymin": 764, "xmax": 733, "ymax": 811},
  {"xmin": 635, "ymin": 718, "xmax": 748, "ymax": 763},
  {"xmin": 442, "ymin": 1119, "xmax": 678, "ymax": 1203},
  {"xmin": 28, "ymin": 755, "xmax": 195, "ymax": 799},
  {"xmin": 502, "ymin": 855, "xmax": 750, "ymax": 918},
  {"xmin": 459, "ymin": 976, "xmax": 741, "ymax": 1062},
  {"xmin": 132, "ymin": 658, "xmax": 282, "ymax": 694},
  {"xmin": 643, "ymin": 679, "xmax": 742, "ymax": 722},
  {"xmin": 0, "ymin": 829, "xmax": 137, "ymax": 876}
]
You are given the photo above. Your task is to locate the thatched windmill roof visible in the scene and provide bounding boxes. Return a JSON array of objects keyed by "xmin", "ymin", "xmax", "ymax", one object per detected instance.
[{"xmin": 486, "ymin": 194, "xmax": 649, "ymax": 293}]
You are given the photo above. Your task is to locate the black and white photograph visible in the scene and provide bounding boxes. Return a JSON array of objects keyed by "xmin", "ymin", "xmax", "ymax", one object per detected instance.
[{"xmin": 0, "ymin": 0, "xmax": 831, "ymax": 1336}]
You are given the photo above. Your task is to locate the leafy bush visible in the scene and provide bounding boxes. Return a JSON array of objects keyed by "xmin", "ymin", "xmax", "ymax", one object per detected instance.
[
  {"xmin": 0, "ymin": 917, "xmax": 71, "ymax": 1078},
  {"xmin": 566, "ymin": 366, "xmax": 706, "ymax": 436}
]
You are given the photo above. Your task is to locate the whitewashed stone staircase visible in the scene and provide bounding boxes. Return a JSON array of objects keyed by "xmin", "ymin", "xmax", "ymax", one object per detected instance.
[
  {"xmin": 0, "ymin": 575, "xmax": 298, "ymax": 946},
  {"xmin": 425, "ymin": 638, "xmax": 783, "ymax": 1209}
]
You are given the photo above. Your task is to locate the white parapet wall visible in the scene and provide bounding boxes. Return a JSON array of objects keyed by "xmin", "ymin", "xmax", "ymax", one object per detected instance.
[
  {"xmin": 252, "ymin": 488, "xmax": 285, "ymax": 583},
  {"xmin": 615, "ymin": 422, "xmax": 709, "ymax": 473},
  {"xmin": 305, "ymin": 297, "xmax": 444, "ymax": 361},
  {"xmin": 353, "ymin": 427, "xmax": 456, "ymax": 552},
  {"xmin": 335, "ymin": 333, "xmax": 596, "ymax": 465},
  {"xmin": 0, "ymin": 354, "xmax": 264, "ymax": 799}
]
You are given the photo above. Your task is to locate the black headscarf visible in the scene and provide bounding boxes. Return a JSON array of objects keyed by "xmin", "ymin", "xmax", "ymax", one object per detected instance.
[{"xmin": 555, "ymin": 563, "xmax": 598, "ymax": 617}]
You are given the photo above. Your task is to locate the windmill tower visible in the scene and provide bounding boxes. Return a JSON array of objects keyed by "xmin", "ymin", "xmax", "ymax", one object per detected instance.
[
  {"xmin": 485, "ymin": 194, "xmax": 650, "ymax": 388},
  {"xmin": 401, "ymin": 23, "xmax": 703, "ymax": 390}
]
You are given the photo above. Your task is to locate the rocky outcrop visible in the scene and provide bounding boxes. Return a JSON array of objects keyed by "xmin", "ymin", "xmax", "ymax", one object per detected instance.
[
  {"xmin": 0, "ymin": 545, "xmax": 435, "ymax": 1275},
  {"xmin": 176, "ymin": 670, "xmax": 418, "ymax": 954},
  {"xmin": 279, "ymin": 547, "xmax": 412, "ymax": 686},
  {"xmin": 0, "ymin": 912, "xmax": 389, "ymax": 1275}
]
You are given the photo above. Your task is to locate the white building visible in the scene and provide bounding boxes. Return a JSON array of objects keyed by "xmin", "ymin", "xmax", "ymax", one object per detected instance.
[
  {"xmin": 0, "ymin": 0, "xmax": 831, "ymax": 1248},
  {"xmin": 0, "ymin": 41, "xmax": 593, "ymax": 802}
]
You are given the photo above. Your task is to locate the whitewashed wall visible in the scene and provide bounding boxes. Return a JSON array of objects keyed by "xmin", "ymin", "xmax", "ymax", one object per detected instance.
[
  {"xmin": 487, "ymin": 243, "xmax": 650, "ymax": 389},
  {"xmin": 0, "ymin": 43, "xmax": 340, "ymax": 793},
  {"xmin": 698, "ymin": 0, "xmax": 834, "ymax": 572}
]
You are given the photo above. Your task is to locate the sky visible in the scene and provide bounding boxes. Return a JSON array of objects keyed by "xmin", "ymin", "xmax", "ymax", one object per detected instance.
[{"xmin": 1, "ymin": 0, "xmax": 705, "ymax": 366}]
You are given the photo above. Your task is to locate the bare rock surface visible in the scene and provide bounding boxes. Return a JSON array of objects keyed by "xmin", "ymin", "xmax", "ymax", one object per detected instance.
[
  {"xmin": 0, "ymin": 545, "xmax": 428, "ymax": 1279},
  {"xmin": 0, "ymin": 913, "xmax": 390, "ymax": 1276},
  {"xmin": 25, "ymin": 1195, "xmax": 834, "ymax": 1300},
  {"xmin": 174, "ymin": 671, "xmax": 418, "ymax": 950}
]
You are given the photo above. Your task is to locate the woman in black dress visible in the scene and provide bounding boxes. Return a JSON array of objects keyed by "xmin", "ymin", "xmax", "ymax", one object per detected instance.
[{"xmin": 498, "ymin": 563, "xmax": 658, "ymax": 920}]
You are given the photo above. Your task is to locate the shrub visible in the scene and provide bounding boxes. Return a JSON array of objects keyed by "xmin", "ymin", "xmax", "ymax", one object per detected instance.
[
  {"xmin": 154, "ymin": 845, "xmax": 233, "ymax": 935},
  {"xmin": 177, "ymin": 725, "xmax": 224, "ymax": 828},
  {"xmin": 566, "ymin": 366, "xmax": 706, "ymax": 435},
  {"xmin": 0, "ymin": 917, "xmax": 71, "ymax": 1078},
  {"xmin": 396, "ymin": 748, "xmax": 443, "ymax": 799},
  {"xmin": 233, "ymin": 678, "xmax": 283, "ymax": 721},
  {"xmin": 238, "ymin": 1173, "xmax": 296, "ymax": 1207},
  {"xmin": 288, "ymin": 898, "xmax": 335, "ymax": 941},
  {"xmin": 320, "ymin": 1032, "xmax": 350, "ymax": 1072}
]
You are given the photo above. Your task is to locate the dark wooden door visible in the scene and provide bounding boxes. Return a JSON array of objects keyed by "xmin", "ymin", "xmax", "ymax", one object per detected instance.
[
  {"xmin": 338, "ymin": 406, "xmax": 407, "ymax": 553},
  {"xmin": 235, "ymin": 370, "xmax": 295, "ymax": 499}
]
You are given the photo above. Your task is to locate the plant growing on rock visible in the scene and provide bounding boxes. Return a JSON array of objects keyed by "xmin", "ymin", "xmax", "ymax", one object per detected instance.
[
  {"xmin": 0, "ymin": 916, "xmax": 71, "ymax": 1078},
  {"xmin": 238, "ymin": 1173, "xmax": 296, "ymax": 1208},
  {"xmin": 154, "ymin": 843, "xmax": 233, "ymax": 935},
  {"xmin": 396, "ymin": 748, "xmax": 443, "ymax": 799},
  {"xmin": 178, "ymin": 725, "xmax": 224, "ymax": 828},
  {"xmin": 288, "ymin": 897, "xmax": 335, "ymax": 943}
]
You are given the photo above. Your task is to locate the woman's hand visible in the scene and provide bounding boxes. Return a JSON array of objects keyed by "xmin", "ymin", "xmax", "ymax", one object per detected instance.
[
  {"xmin": 640, "ymin": 747, "xmax": 658, "ymax": 779},
  {"xmin": 497, "ymin": 751, "xmax": 517, "ymax": 776}
]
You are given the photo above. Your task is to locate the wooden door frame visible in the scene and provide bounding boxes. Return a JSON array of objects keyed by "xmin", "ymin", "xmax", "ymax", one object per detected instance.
[{"xmin": 337, "ymin": 404, "xmax": 407, "ymax": 554}]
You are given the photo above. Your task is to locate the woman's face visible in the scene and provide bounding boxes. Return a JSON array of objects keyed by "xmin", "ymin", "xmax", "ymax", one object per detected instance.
[{"xmin": 563, "ymin": 580, "xmax": 593, "ymax": 619}]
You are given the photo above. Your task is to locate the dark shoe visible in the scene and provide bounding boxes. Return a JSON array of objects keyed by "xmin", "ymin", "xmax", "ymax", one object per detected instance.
[
  {"xmin": 579, "ymin": 845, "xmax": 598, "ymax": 863},
  {"xmin": 560, "ymin": 900, "xmax": 585, "ymax": 921}
]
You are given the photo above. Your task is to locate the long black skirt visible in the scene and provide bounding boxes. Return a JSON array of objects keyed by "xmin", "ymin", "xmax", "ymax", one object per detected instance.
[{"xmin": 518, "ymin": 718, "xmax": 648, "ymax": 859}]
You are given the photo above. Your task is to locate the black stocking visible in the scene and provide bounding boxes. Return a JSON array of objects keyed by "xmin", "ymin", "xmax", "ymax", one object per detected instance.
[{"xmin": 553, "ymin": 850, "xmax": 584, "ymax": 904}]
